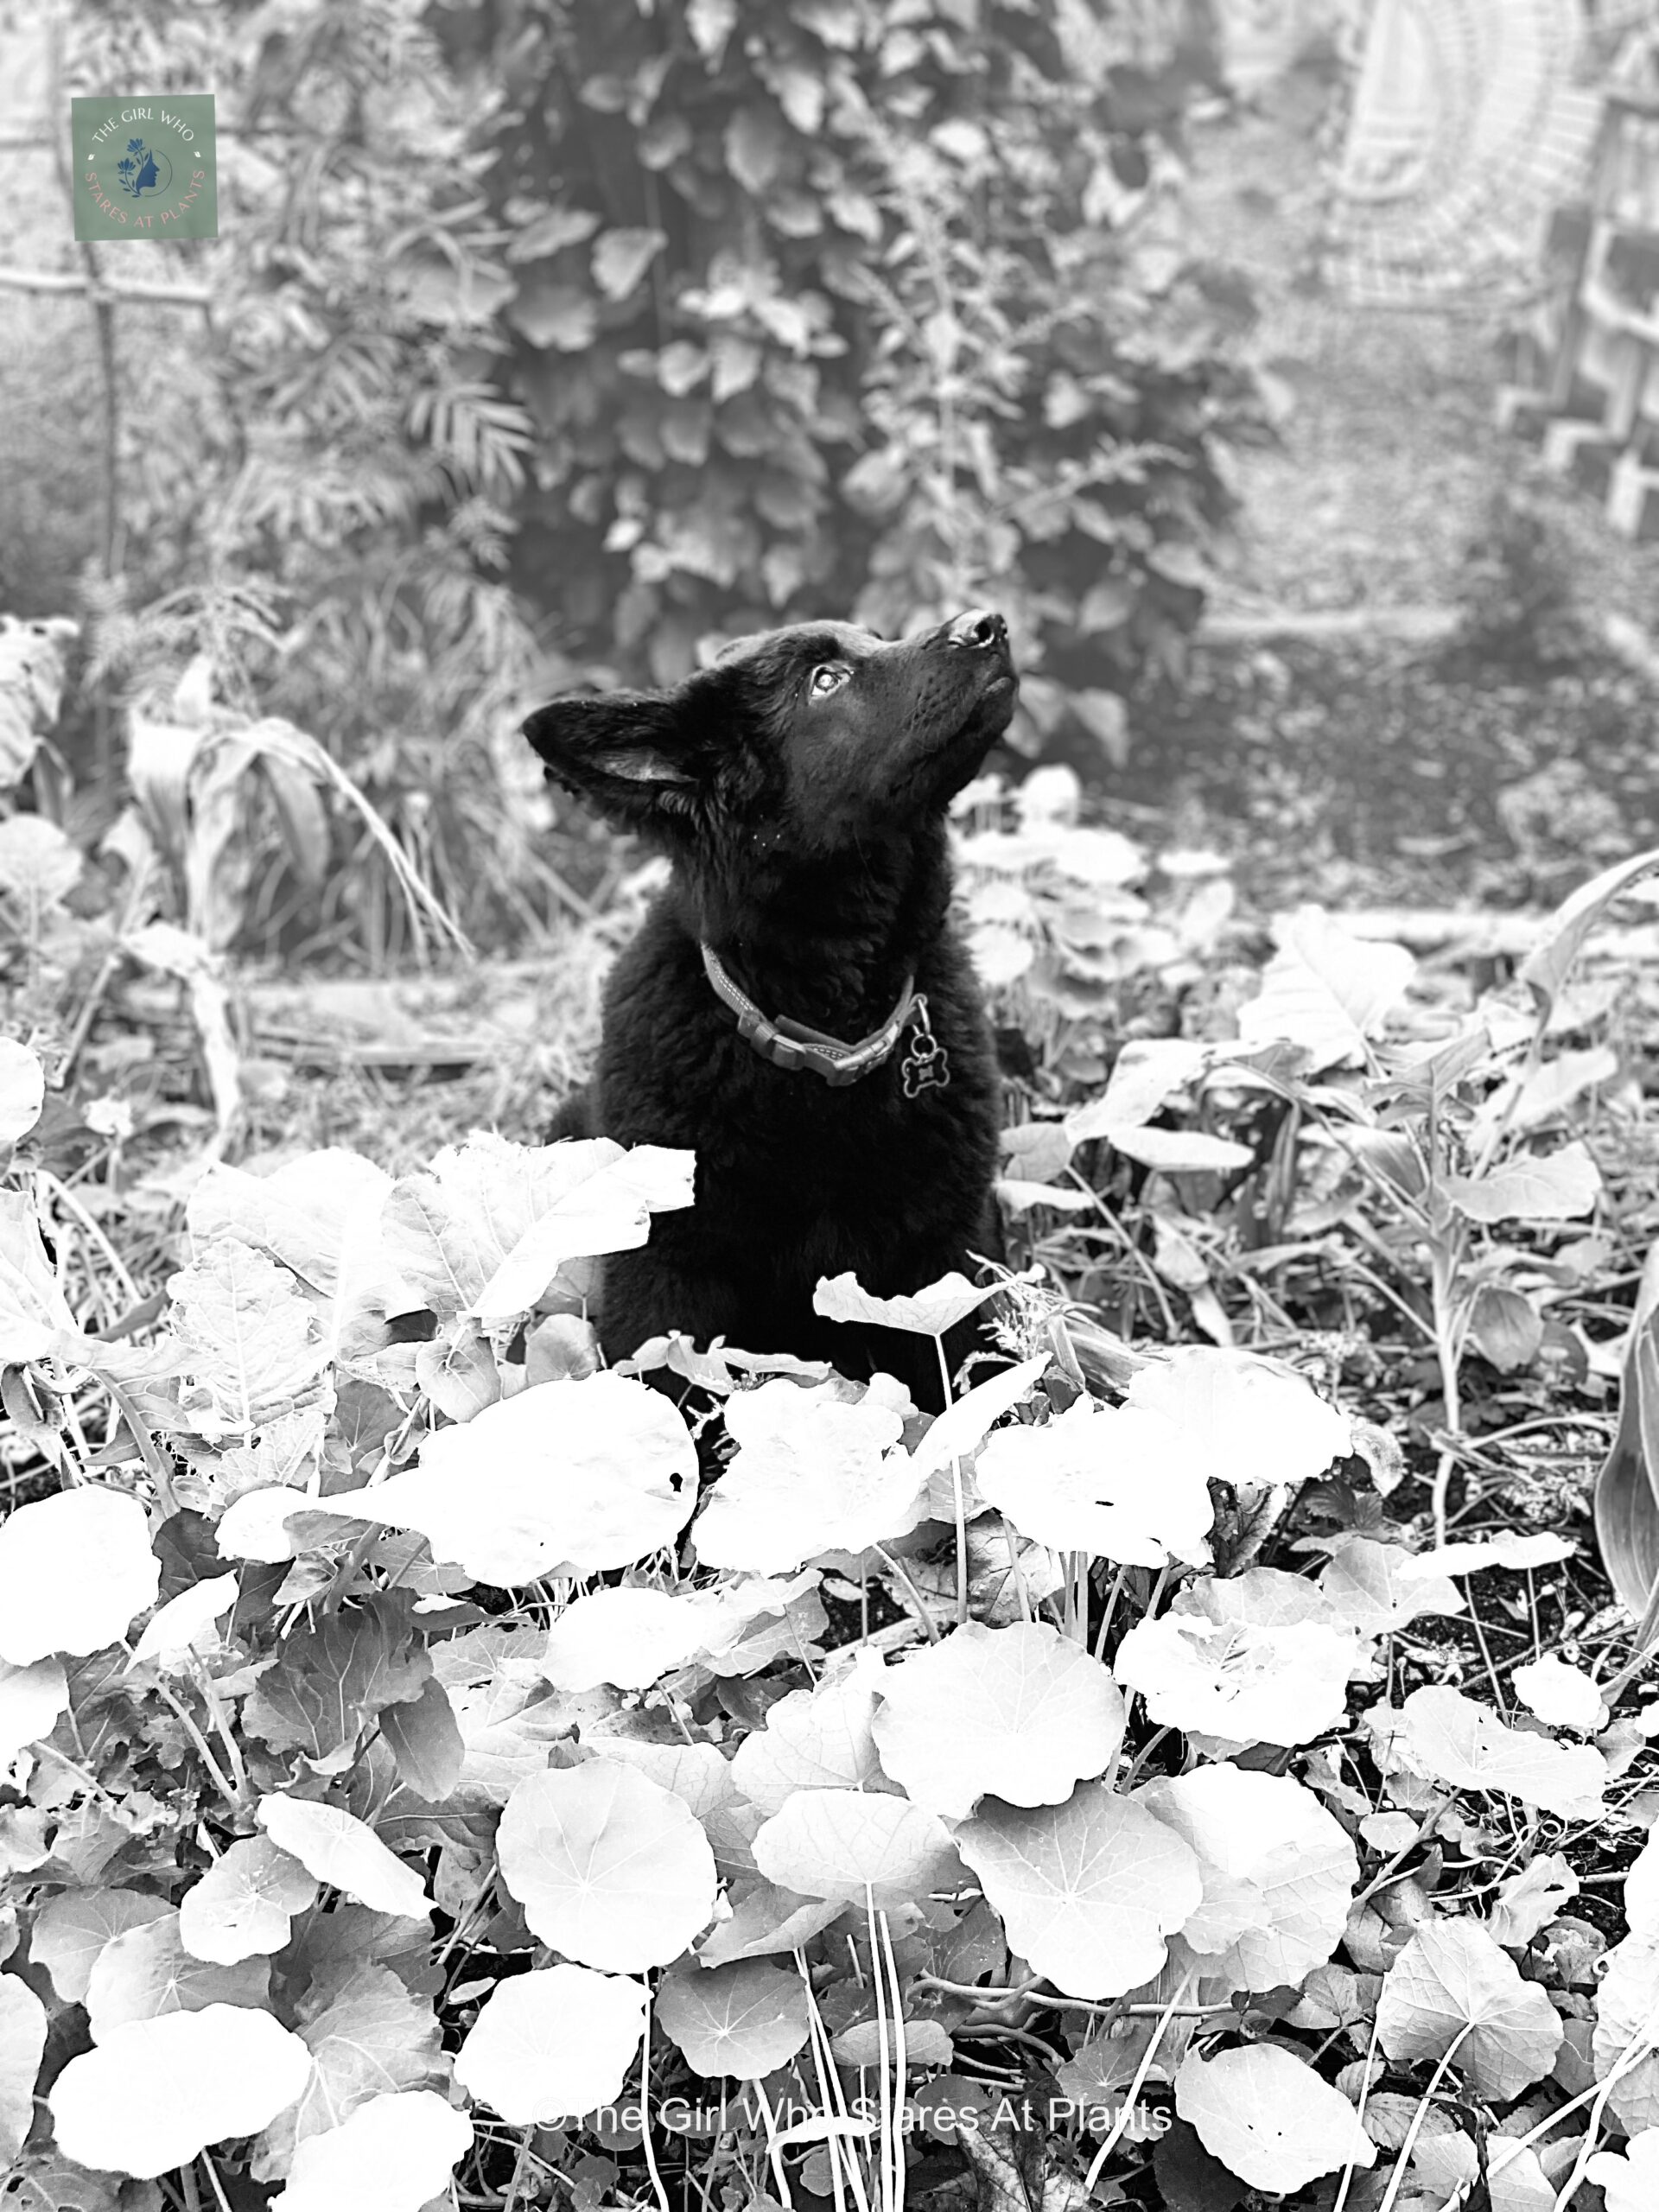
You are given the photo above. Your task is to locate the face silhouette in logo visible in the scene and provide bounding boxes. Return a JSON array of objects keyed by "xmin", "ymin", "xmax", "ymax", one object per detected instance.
[{"xmin": 114, "ymin": 138, "xmax": 172, "ymax": 199}]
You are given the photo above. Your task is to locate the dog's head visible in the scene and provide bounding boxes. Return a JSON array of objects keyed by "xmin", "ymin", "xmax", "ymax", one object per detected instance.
[{"xmin": 523, "ymin": 610, "xmax": 1017, "ymax": 860}]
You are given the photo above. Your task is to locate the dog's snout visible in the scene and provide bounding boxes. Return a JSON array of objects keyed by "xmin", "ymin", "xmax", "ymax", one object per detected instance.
[{"xmin": 947, "ymin": 607, "xmax": 1007, "ymax": 650}]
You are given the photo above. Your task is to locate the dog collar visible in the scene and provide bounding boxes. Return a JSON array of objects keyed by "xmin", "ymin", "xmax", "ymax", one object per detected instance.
[{"xmin": 700, "ymin": 942, "xmax": 943, "ymax": 1090}]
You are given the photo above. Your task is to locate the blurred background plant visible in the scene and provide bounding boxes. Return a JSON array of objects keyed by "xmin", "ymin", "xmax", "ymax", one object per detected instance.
[{"xmin": 2, "ymin": 0, "xmax": 1260, "ymax": 969}]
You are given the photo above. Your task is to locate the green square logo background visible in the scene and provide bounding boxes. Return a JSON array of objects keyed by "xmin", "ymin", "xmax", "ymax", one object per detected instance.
[{"xmin": 72, "ymin": 94, "xmax": 218, "ymax": 241}]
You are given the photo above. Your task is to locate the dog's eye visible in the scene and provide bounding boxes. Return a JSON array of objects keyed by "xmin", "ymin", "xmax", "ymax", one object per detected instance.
[{"xmin": 808, "ymin": 664, "xmax": 850, "ymax": 699}]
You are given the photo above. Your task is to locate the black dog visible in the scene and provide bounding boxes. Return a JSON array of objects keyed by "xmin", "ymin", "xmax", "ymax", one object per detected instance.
[{"xmin": 523, "ymin": 611, "xmax": 1017, "ymax": 1411}]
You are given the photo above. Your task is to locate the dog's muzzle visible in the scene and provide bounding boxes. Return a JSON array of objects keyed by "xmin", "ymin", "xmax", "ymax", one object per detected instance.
[{"xmin": 947, "ymin": 608, "xmax": 1008, "ymax": 651}]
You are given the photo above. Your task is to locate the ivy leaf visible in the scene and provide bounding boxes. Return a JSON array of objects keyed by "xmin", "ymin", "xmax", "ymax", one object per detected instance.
[
  {"xmin": 1376, "ymin": 1919, "xmax": 1563, "ymax": 2100},
  {"xmin": 498, "ymin": 1759, "xmax": 719, "ymax": 1972},
  {"xmin": 50, "ymin": 2005, "xmax": 313, "ymax": 2181},
  {"xmin": 275, "ymin": 2091, "xmax": 472, "ymax": 2212},
  {"xmin": 724, "ymin": 108, "xmax": 785, "ymax": 195},
  {"xmin": 454, "ymin": 1965, "xmax": 646, "ymax": 2124},
  {"xmin": 592, "ymin": 228, "xmax": 666, "ymax": 302},
  {"xmin": 250, "ymin": 1964, "xmax": 443, "ymax": 2183},
  {"xmin": 179, "ymin": 1836, "xmax": 320, "ymax": 1964},
  {"xmin": 1174, "ymin": 2044, "xmax": 1374, "ymax": 2194},
  {"xmin": 0, "ymin": 1487, "xmax": 160, "ymax": 1667},
  {"xmin": 955, "ymin": 1785, "xmax": 1201, "ymax": 1999},
  {"xmin": 871, "ymin": 1621, "xmax": 1126, "ymax": 1820},
  {"xmin": 655, "ymin": 1960, "xmax": 810, "ymax": 2080},
  {"xmin": 510, "ymin": 281, "xmax": 599, "ymax": 352}
]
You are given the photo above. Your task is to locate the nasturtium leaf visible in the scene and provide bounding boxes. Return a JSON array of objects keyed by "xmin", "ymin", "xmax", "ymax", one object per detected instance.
[
  {"xmin": 0, "ymin": 1038, "xmax": 43, "ymax": 1146},
  {"xmin": 1174, "ymin": 2044, "xmax": 1374, "ymax": 2193},
  {"xmin": 1513, "ymin": 1655, "xmax": 1604, "ymax": 1732},
  {"xmin": 696, "ymin": 1878, "xmax": 842, "ymax": 1967},
  {"xmin": 179, "ymin": 1836, "xmax": 320, "ymax": 1964},
  {"xmin": 1588, "ymin": 2125, "xmax": 1659, "ymax": 2212},
  {"xmin": 813, "ymin": 1269, "xmax": 1002, "ymax": 1337},
  {"xmin": 0, "ymin": 1655, "xmax": 67, "ymax": 1765},
  {"xmin": 1487, "ymin": 1853, "xmax": 1579, "ymax": 1949},
  {"xmin": 0, "ymin": 1485, "xmax": 159, "ymax": 1666},
  {"xmin": 753, "ymin": 1789, "xmax": 957, "ymax": 1909},
  {"xmin": 1376, "ymin": 1920, "xmax": 1562, "ymax": 2099},
  {"xmin": 542, "ymin": 1584, "xmax": 734, "ymax": 1690},
  {"xmin": 1390, "ymin": 1686, "xmax": 1606, "ymax": 1817},
  {"xmin": 30, "ymin": 1887, "xmax": 172, "ymax": 2003},
  {"xmin": 1124, "ymin": 1347, "xmax": 1351, "ymax": 1491},
  {"xmin": 906, "ymin": 1355, "xmax": 1051, "ymax": 1483},
  {"xmin": 871, "ymin": 1621, "xmax": 1125, "ymax": 1819},
  {"xmin": 497, "ymin": 1758, "xmax": 718, "ymax": 1971},
  {"xmin": 272, "ymin": 2088, "xmax": 473, "ymax": 2212},
  {"xmin": 595, "ymin": 1738, "xmax": 738, "ymax": 1822},
  {"xmin": 834, "ymin": 2018, "xmax": 955, "ymax": 2069},
  {"xmin": 0, "ymin": 1971, "xmax": 47, "ymax": 2164},
  {"xmin": 1408, "ymin": 2132, "xmax": 1554, "ymax": 2212},
  {"xmin": 455, "ymin": 1964, "xmax": 646, "ymax": 2124},
  {"xmin": 1317, "ymin": 1537, "xmax": 1464, "ymax": 1635},
  {"xmin": 251, "ymin": 1963, "xmax": 442, "ymax": 2181},
  {"xmin": 215, "ymin": 1484, "xmax": 315, "ymax": 1562},
  {"xmin": 954, "ymin": 1785, "xmax": 1201, "ymax": 1999},
  {"xmin": 1236, "ymin": 906, "xmax": 1414, "ymax": 1067},
  {"xmin": 49, "ymin": 2005, "xmax": 312, "ymax": 2179},
  {"xmin": 1114, "ymin": 1611, "xmax": 1357, "ymax": 1748},
  {"xmin": 1137, "ymin": 1766, "xmax": 1357, "ymax": 1989},
  {"xmin": 731, "ymin": 1649, "xmax": 887, "ymax": 1815},
  {"xmin": 655, "ymin": 1960, "xmax": 809, "ymax": 2079},
  {"xmin": 1595, "ymin": 1933, "xmax": 1659, "ymax": 2133},
  {"xmin": 310, "ymin": 1370, "xmax": 697, "ymax": 1584},
  {"xmin": 975, "ymin": 1398, "xmax": 1212, "ymax": 1567},
  {"xmin": 1398, "ymin": 1534, "xmax": 1574, "ymax": 1579},
  {"xmin": 1440, "ymin": 1141, "xmax": 1601, "ymax": 1224},
  {"xmin": 256, "ymin": 1795, "xmax": 431, "ymax": 1920},
  {"xmin": 691, "ymin": 1379, "xmax": 924, "ymax": 1573},
  {"xmin": 86, "ymin": 1910, "xmax": 269, "ymax": 2037},
  {"xmin": 127, "ymin": 1572, "xmax": 238, "ymax": 1669}
]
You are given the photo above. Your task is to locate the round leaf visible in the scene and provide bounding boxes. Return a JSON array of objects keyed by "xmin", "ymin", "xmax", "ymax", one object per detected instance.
[
  {"xmin": 0, "ymin": 1971, "xmax": 47, "ymax": 2164},
  {"xmin": 812, "ymin": 1270, "xmax": 1003, "ymax": 1337},
  {"xmin": 872, "ymin": 1621, "xmax": 1126, "ymax": 1819},
  {"xmin": 655, "ymin": 1960, "xmax": 810, "ymax": 2079},
  {"xmin": 179, "ymin": 1837, "xmax": 320, "ymax": 1964},
  {"xmin": 455, "ymin": 1964, "xmax": 646, "ymax": 2123},
  {"xmin": 0, "ymin": 1655, "xmax": 67, "ymax": 1767},
  {"xmin": 30, "ymin": 1887, "xmax": 172, "ymax": 2004},
  {"xmin": 541, "ymin": 1585, "xmax": 732, "ymax": 1691},
  {"xmin": 256, "ymin": 1795, "xmax": 430, "ymax": 1921},
  {"xmin": 497, "ymin": 1758, "xmax": 718, "ymax": 1971},
  {"xmin": 752, "ymin": 1789, "xmax": 957, "ymax": 1909},
  {"xmin": 1376, "ymin": 1919, "xmax": 1563, "ymax": 2101},
  {"xmin": 273, "ymin": 2088, "xmax": 473, "ymax": 2212},
  {"xmin": 1174, "ymin": 2043, "xmax": 1374, "ymax": 2193},
  {"xmin": 731, "ymin": 1650, "xmax": 887, "ymax": 1815},
  {"xmin": 308, "ymin": 1372, "xmax": 696, "ymax": 1584},
  {"xmin": 0, "ymin": 1486, "xmax": 159, "ymax": 1666},
  {"xmin": 1114, "ymin": 1611, "xmax": 1357, "ymax": 1748},
  {"xmin": 954, "ymin": 1785, "xmax": 1201, "ymax": 1999},
  {"xmin": 976, "ymin": 1399, "xmax": 1213, "ymax": 1567},
  {"xmin": 49, "ymin": 2004, "xmax": 312, "ymax": 2179},
  {"xmin": 1124, "ymin": 1347, "xmax": 1351, "ymax": 1491},
  {"xmin": 0, "ymin": 1039, "xmax": 44, "ymax": 1146}
]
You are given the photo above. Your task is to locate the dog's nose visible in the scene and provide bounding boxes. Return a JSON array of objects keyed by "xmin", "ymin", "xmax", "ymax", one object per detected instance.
[{"xmin": 947, "ymin": 608, "xmax": 1007, "ymax": 650}]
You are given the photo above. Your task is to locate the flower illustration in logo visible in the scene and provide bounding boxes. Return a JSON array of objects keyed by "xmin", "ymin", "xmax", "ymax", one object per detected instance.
[{"xmin": 114, "ymin": 137, "xmax": 172, "ymax": 199}]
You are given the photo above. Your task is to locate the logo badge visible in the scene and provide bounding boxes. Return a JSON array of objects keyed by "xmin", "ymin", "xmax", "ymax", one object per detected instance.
[{"xmin": 72, "ymin": 93, "xmax": 217, "ymax": 241}]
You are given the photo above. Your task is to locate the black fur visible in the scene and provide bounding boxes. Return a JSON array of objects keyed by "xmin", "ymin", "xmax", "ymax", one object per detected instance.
[{"xmin": 524, "ymin": 612, "xmax": 1017, "ymax": 1411}]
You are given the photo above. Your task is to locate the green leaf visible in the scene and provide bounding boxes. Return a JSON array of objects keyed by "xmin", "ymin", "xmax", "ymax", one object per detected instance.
[
  {"xmin": 592, "ymin": 227, "xmax": 667, "ymax": 302},
  {"xmin": 725, "ymin": 108, "xmax": 786, "ymax": 195},
  {"xmin": 510, "ymin": 282, "xmax": 599, "ymax": 352},
  {"xmin": 688, "ymin": 0, "xmax": 738, "ymax": 63},
  {"xmin": 1519, "ymin": 842, "xmax": 1659, "ymax": 1026},
  {"xmin": 507, "ymin": 205, "xmax": 603, "ymax": 262},
  {"xmin": 241, "ymin": 1596, "xmax": 432, "ymax": 1769},
  {"xmin": 380, "ymin": 1676, "xmax": 465, "ymax": 1802},
  {"xmin": 250, "ymin": 1964, "xmax": 443, "ymax": 2183},
  {"xmin": 1441, "ymin": 1141, "xmax": 1600, "ymax": 1224}
]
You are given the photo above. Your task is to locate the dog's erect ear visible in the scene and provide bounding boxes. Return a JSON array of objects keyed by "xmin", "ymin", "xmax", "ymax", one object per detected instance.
[{"xmin": 522, "ymin": 694, "xmax": 700, "ymax": 822}]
